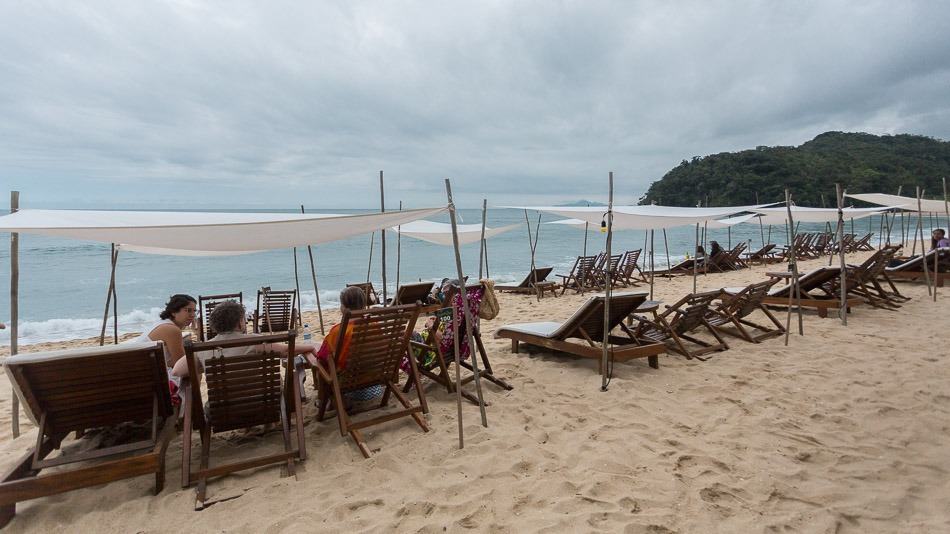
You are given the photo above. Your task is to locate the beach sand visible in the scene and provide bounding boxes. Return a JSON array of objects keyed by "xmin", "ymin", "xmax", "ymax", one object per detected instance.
[{"xmin": 0, "ymin": 252, "xmax": 947, "ymax": 533}]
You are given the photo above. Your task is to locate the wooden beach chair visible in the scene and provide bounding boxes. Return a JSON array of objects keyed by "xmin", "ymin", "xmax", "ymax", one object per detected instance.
[
  {"xmin": 404, "ymin": 284, "xmax": 513, "ymax": 405},
  {"xmin": 706, "ymin": 280, "xmax": 785, "ymax": 343},
  {"xmin": 253, "ymin": 287, "xmax": 298, "ymax": 334},
  {"xmin": 389, "ymin": 281, "xmax": 435, "ymax": 306},
  {"xmin": 742, "ymin": 267, "xmax": 865, "ymax": 318},
  {"xmin": 313, "ymin": 304, "xmax": 429, "ymax": 458},
  {"xmin": 615, "ymin": 249, "xmax": 646, "ymax": 286},
  {"xmin": 556, "ymin": 255, "xmax": 600, "ymax": 294},
  {"xmin": 0, "ymin": 342, "xmax": 177, "ymax": 527},
  {"xmin": 197, "ymin": 292, "xmax": 243, "ymax": 341},
  {"xmin": 650, "ymin": 257, "xmax": 706, "ymax": 277},
  {"xmin": 181, "ymin": 333, "xmax": 306, "ymax": 505},
  {"xmin": 495, "ymin": 266, "xmax": 558, "ymax": 297},
  {"xmin": 743, "ymin": 243, "xmax": 779, "ymax": 265},
  {"xmin": 829, "ymin": 246, "xmax": 907, "ymax": 310},
  {"xmin": 853, "ymin": 233, "xmax": 875, "ymax": 251},
  {"xmin": 628, "ymin": 291, "xmax": 729, "ymax": 360},
  {"xmin": 595, "ymin": 253, "xmax": 624, "ymax": 288},
  {"xmin": 884, "ymin": 247, "xmax": 950, "ymax": 288},
  {"xmin": 494, "ymin": 292, "xmax": 667, "ymax": 373},
  {"xmin": 346, "ymin": 282, "xmax": 381, "ymax": 306}
]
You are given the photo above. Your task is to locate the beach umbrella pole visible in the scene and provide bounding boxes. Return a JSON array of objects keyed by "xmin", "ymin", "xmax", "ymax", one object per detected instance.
[
  {"xmin": 300, "ymin": 205, "xmax": 325, "ymax": 335},
  {"xmin": 601, "ymin": 172, "xmax": 614, "ymax": 392},
  {"xmin": 445, "ymin": 179, "xmax": 487, "ymax": 433},
  {"xmin": 380, "ymin": 171, "xmax": 387, "ymax": 304},
  {"xmin": 835, "ymin": 184, "xmax": 848, "ymax": 325},
  {"xmin": 9, "ymin": 191, "xmax": 19, "ymax": 438}
]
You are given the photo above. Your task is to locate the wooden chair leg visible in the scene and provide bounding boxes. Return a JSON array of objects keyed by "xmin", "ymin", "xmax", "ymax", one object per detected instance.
[
  {"xmin": 648, "ymin": 355, "xmax": 659, "ymax": 369},
  {"xmin": 350, "ymin": 429, "xmax": 372, "ymax": 458},
  {"xmin": 196, "ymin": 426, "xmax": 211, "ymax": 505},
  {"xmin": 181, "ymin": 397, "xmax": 193, "ymax": 489},
  {"xmin": 291, "ymin": 369, "xmax": 307, "ymax": 461}
]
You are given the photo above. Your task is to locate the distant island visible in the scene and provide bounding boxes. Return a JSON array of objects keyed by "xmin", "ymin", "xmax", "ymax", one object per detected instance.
[
  {"xmin": 639, "ymin": 132, "xmax": 950, "ymax": 207},
  {"xmin": 557, "ymin": 200, "xmax": 607, "ymax": 207}
]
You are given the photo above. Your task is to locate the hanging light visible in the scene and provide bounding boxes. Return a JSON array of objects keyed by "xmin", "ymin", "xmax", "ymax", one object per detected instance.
[{"xmin": 600, "ymin": 219, "xmax": 607, "ymax": 233}]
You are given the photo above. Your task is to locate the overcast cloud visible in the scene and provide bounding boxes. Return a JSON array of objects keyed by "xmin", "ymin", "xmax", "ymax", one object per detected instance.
[{"xmin": 1, "ymin": 1, "xmax": 948, "ymax": 208}]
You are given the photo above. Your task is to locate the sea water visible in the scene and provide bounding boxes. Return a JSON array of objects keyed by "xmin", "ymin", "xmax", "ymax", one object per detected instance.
[{"xmin": 0, "ymin": 209, "xmax": 918, "ymax": 345}]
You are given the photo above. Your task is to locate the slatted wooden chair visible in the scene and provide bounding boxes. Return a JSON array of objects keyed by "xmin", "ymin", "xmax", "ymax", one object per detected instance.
[
  {"xmin": 628, "ymin": 291, "xmax": 729, "ymax": 360},
  {"xmin": 742, "ymin": 243, "xmax": 778, "ymax": 265},
  {"xmin": 346, "ymin": 282, "xmax": 381, "ymax": 306},
  {"xmin": 827, "ymin": 245, "xmax": 907, "ymax": 310},
  {"xmin": 494, "ymin": 291, "xmax": 667, "ymax": 373},
  {"xmin": 0, "ymin": 342, "xmax": 177, "ymax": 527},
  {"xmin": 181, "ymin": 333, "xmax": 306, "ymax": 506},
  {"xmin": 594, "ymin": 253, "xmax": 624, "ymax": 288},
  {"xmin": 253, "ymin": 287, "xmax": 298, "ymax": 334},
  {"xmin": 615, "ymin": 249, "xmax": 646, "ymax": 286},
  {"xmin": 403, "ymin": 285, "xmax": 513, "ymax": 405},
  {"xmin": 706, "ymin": 280, "xmax": 785, "ymax": 343},
  {"xmin": 738, "ymin": 267, "xmax": 864, "ymax": 318},
  {"xmin": 198, "ymin": 292, "xmax": 243, "ymax": 341},
  {"xmin": 556, "ymin": 255, "xmax": 600, "ymax": 295},
  {"xmin": 884, "ymin": 247, "xmax": 950, "ymax": 288},
  {"xmin": 389, "ymin": 281, "xmax": 435, "ymax": 306},
  {"xmin": 312, "ymin": 303, "xmax": 429, "ymax": 458},
  {"xmin": 495, "ymin": 267, "xmax": 556, "ymax": 294},
  {"xmin": 853, "ymin": 233, "xmax": 875, "ymax": 251}
]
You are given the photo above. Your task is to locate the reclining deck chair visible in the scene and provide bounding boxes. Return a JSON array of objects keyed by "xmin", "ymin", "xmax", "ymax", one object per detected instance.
[
  {"xmin": 628, "ymin": 291, "xmax": 729, "ymax": 360},
  {"xmin": 389, "ymin": 281, "xmax": 435, "ymax": 306},
  {"xmin": 494, "ymin": 292, "xmax": 667, "ymax": 373},
  {"xmin": 198, "ymin": 292, "xmax": 243, "ymax": 341},
  {"xmin": 742, "ymin": 244, "xmax": 778, "ymax": 265},
  {"xmin": 853, "ymin": 233, "xmax": 875, "ymax": 251},
  {"xmin": 0, "ymin": 342, "xmax": 177, "ymax": 527},
  {"xmin": 615, "ymin": 249, "xmax": 646, "ymax": 286},
  {"xmin": 253, "ymin": 287, "xmax": 299, "ymax": 334},
  {"xmin": 404, "ymin": 284, "xmax": 513, "ymax": 405},
  {"xmin": 595, "ymin": 254, "xmax": 624, "ymax": 288},
  {"xmin": 744, "ymin": 267, "xmax": 864, "ymax": 318},
  {"xmin": 556, "ymin": 255, "xmax": 600, "ymax": 294},
  {"xmin": 829, "ymin": 246, "xmax": 907, "ymax": 310},
  {"xmin": 181, "ymin": 333, "xmax": 306, "ymax": 505},
  {"xmin": 495, "ymin": 266, "xmax": 557, "ymax": 296},
  {"xmin": 346, "ymin": 282, "xmax": 381, "ymax": 306},
  {"xmin": 313, "ymin": 303, "xmax": 429, "ymax": 458},
  {"xmin": 706, "ymin": 280, "xmax": 785, "ymax": 343},
  {"xmin": 885, "ymin": 247, "xmax": 950, "ymax": 288}
]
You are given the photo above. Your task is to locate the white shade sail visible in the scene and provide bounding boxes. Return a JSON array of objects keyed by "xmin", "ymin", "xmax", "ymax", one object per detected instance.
[
  {"xmin": 392, "ymin": 220, "xmax": 519, "ymax": 246},
  {"xmin": 749, "ymin": 206, "xmax": 890, "ymax": 225},
  {"xmin": 0, "ymin": 207, "xmax": 447, "ymax": 252},
  {"xmin": 548, "ymin": 213, "xmax": 760, "ymax": 231},
  {"xmin": 846, "ymin": 193, "xmax": 949, "ymax": 213},
  {"xmin": 509, "ymin": 204, "xmax": 771, "ymax": 230},
  {"xmin": 116, "ymin": 244, "xmax": 266, "ymax": 256}
]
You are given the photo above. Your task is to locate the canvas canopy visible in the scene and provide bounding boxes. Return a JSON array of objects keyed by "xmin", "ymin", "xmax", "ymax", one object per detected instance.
[
  {"xmin": 846, "ymin": 193, "xmax": 948, "ymax": 213},
  {"xmin": 506, "ymin": 204, "xmax": 770, "ymax": 230},
  {"xmin": 392, "ymin": 220, "xmax": 519, "ymax": 246},
  {"xmin": 749, "ymin": 206, "xmax": 890, "ymax": 225},
  {"xmin": 0, "ymin": 208, "xmax": 446, "ymax": 252},
  {"xmin": 548, "ymin": 212, "xmax": 760, "ymax": 231}
]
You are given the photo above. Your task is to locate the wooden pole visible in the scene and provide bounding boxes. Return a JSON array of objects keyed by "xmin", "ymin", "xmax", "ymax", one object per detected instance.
[
  {"xmin": 396, "ymin": 201, "xmax": 402, "ymax": 291},
  {"xmin": 366, "ymin": 232, "xmax": 374, "ymax": 283},
  {"xmin": 916, "ymin": 187, "xmax": 933, "ymax": 297},
  {"xmin": 99, "ymin": 244, "xmax": 118, "ymax": 346},
  {"xmin": 601, "ymin": 172, "xmax": 614, "ymax": 392},
  {"xmin": 379, "ymin": 171, "xmax": 387, "ymax": 304},
  {"xmin": 835, "ymin": 184, "xmax": 848, "ymax": 325},
  {"xmin": 523, "ymin": 209, "xmax": 541, "ymax": 301},
  {"xmin": 478, "ymin": 199, "xmax": 487, "ymax": 279},
  {"xmin": 649, "ymin": 229, "xmax": 655, "ymax": 300},
  {"xmin": 445, "ymin": 179, "xmax": 488, "ymax": 433},
  {"xmin": 784, "ymin": 189, "xmax": 804, "ymax": 345},
  {"xmin": 111, "ymin": 249, "xmax": 118, "ymax": 344},
  {"xmin": 692, "ymin": 223, "xmax": 699, "ymax": 293},
  {"xmin": 662, "ymin": 228, "xmax": 671, "ymax": 270},
  {"xmin": 300, "ymin": 205, "xmax": 325, "ymax": 335},
  {"xmin": 9, "ymin": 191, "xmax": 19, "ymax": 438},
  {"xmin": 583, "ymin": 202, "xmax": 590, "ymax": 257},
  {"xmin": 292, "ymin": 246, "xmax": 302, "ymax": 327}
]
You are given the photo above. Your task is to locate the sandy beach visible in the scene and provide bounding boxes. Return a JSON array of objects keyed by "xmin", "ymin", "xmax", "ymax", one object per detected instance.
[{"xmin": 0, "ymin": 251, "xmax": 947, "ymax": 533}]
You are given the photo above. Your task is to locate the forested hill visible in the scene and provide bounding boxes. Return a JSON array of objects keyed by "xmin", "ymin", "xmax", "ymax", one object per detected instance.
[{"xmin": 639, "ymin": 132, "xmax": 950, "ymax": 206}]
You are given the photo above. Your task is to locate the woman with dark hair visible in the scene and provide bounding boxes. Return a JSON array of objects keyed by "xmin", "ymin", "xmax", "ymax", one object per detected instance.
[
  {"xmin": 130, "ymin": 294, "xmax": 196, "ymax": 403},
  {"xmin": 932, "ymin": 229, "xmax": 949, "ymax": 250},
  {"xmin": 709, "ymin": 240, "xmax": 724, "ymax": 258}
]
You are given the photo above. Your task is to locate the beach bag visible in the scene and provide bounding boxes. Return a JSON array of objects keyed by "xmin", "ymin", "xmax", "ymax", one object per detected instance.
[{"xmin": 479, "ymin": 279, "xmax": 499, "ymax": 320}]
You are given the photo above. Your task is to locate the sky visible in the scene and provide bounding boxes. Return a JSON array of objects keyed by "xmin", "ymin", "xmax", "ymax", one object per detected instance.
[{"xmin": 1, "ymin": 1, "xmax": 949, "ymax": 209}]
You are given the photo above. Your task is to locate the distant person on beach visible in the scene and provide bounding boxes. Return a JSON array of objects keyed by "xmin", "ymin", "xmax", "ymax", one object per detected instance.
[
  {"xmin": 709, "ymin": 240, "xmax": 724, "ymax": 258},
  {"xmin": 695, "ymin": 245, "xmax": 706, "ymax": 259},
  {"xmin": 932, "ymin": 229, "xmax": 950, "ymax": 249},
  {"xmin": 0, "ymin": 322, "xmax": 5, "ymax": 329}
]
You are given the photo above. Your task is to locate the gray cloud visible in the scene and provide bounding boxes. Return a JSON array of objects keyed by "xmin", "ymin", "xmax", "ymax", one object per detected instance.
[{"xmin": 1, "ymin": 1, "xmax": 948, "ymax": 208}]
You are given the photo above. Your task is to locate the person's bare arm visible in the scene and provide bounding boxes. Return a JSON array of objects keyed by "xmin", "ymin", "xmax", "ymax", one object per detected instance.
[{"xmin": 150, "ymin": 323, "xmax": 186, "ymax": 366}]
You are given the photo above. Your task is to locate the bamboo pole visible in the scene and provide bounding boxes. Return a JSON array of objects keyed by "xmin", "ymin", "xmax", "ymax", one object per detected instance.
[
  {"xmin": 784, "ymin": 189, "xmax": 804, "ymax": 345},
  {"xmin": 601, "ymin": 172, "xmax": 614, "ymax": 392},
  {"xmin": 662, "ymin": 228, "xmax": 671, "ymax": 270},
  {"xmin": 293, "ymin": 246, "xmax": 302, "ymax": 327},
  {"xmin": 99, "ymin": 244, "xmax": 118, "ymax": 346},
  {"xmin": 916, "ymin": 187, "xmax": 933, "ymax": 297},
  {"xmin": 649, "ymin": 229, "xmax": 655, "ymax": 300},
  {"xmin": 379, "ymin": 171, "xmax": 387, "ymax": 304},
  {"xmin": 583, "ymin": 202, "xmax": 589, "ymax": 257},
  {"xmin": 111, "ymin": 251, "xmax": 118, "ymax": 344},
  {"xmin": 396, "ymin": 201, "xmax": 402, "ymax": 291},
  {"xmin": 366, "ymin": 232, "xmax": 375, "ymax": 283},
  {"xmin": 835, "ymin": 184, "xmax": 848, "ymax": 325},
  {"xmin": 478, "ymin": 199, "xmax": 487, "ymax": 279},
  {"xmin": 445, "ymin": 179, "xmax": 487, "ymax": 435},
  {"xmin": 300, "ymin": 205, "xmax": 325, "ymax": 335},
  {"xmin": 756, "ymin": 192, "xmax": 766, "ymax": 248},
  {"xmin": 692, "ymin": 223, "xmax": 699, "ymax": 293},
  {"xmin": 523, "ymin": 210, "xmax": 541, "ymax": 301},
  {"xmin": 9, "ymin": 191, "xmax": 19, "ymax": 438}
]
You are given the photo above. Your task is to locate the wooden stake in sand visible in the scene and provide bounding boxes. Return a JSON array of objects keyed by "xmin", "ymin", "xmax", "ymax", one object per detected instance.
[
  {"xmin": 692, "ymin": 223, "xmax": 699, "ymax": 294},
  {"xmin": 9, "ymin": 191, "xmax": 19, "ymax": 438},
  {"xmin": 523, "ymin": 209, "xmax": 542, "ymax": 301},
  {"xmin": 379, "ymin": 171, "xmax": 387, "ymax": 304},
  {"xmin": 292, "ymin": 245, "xmax": 302, "ymax": 327},
  {"xmin": 478, "ymin": 199, "xmax": 487, "ymax": 279},
  {"xmin": 300, "ymin": 205, "xmax": 325, "ymax": 335},
  {"xmin": 649, "ymin": 229, "xmax": 655, "ymax": 300},
  {"xmin": 444, "ymin": 179, "xmax": 488, "ymax": 442},
  {"xmin": 395, "ymin": 201, "xmax": 402, "ymax": 291},
  {"xmin": 835, "ymin": 184, "xmax": 848, "ymax": 325},
  {"xmin": 916, "ymin": 187, "xmax": 933, "ymax": 298},
  {"xmin": 601, "ymin": 172, "xmax": 614, "ymax": 392},
  {"xmin": 662, "ymin": 228, "xmax": 671, "ymax": 270},
  {"xmin": 365, "ymin": 232, "xmax": 375, "ymax": 284},
  {"xmin": 784, "ymin": 189, "xmax": 804, "ymax": 345},
  {"xmin": 98, "ymin": 244, "xmax": 119, "ymax": 346}
]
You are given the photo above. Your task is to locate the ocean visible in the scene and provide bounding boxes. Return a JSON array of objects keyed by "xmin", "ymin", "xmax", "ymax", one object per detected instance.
[{"xmin": 0, "ymin": 208, "xmax": 933, "ymax": 345}]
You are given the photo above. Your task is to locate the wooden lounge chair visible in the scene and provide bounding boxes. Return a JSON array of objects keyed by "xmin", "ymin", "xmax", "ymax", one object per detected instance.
[
  {"xmin": 389, "ymin": 281, "xmax": 435, "ymax": 306},
  {"xmin": 628, "ymin": 291, "xmax": 729, "ymax": 360},
  {"xmin": 197, "ymin": 292, "xmax": 243, "ymax": 341},
  {"xmin": 253, "ymin": 287, "xmax": 298, "ymax": 334},
  {"xmin": 650, "ymin": 257, "xmax": 705, "ymax": 277},
  {"xmin": 615, "ymin": 249, "xmax": 646, "ymax": 286},
  {"xmin": 404, "ymin": 284, "xmax": 513, "ymax": 405},
  {"xmin": 706, "ymin": 280, "xmax": 785, "ymax": 343},
  {"xmin": 884, "ymin": 247, "xmax": 950, "ymax": 288},
  {"xmin": 0, "ymin": 342, "xmax": 177, "ymax": 527},
  {"xmin": 494, "ymin": 291, "xmax": 667, "ymax": 373},
  {"xmin": 556, "ymin": 255, "xmax": 600, "ymax": 294},
  {"xmin": 853, "ymin": 233, "xmax": 875, "ymax": 251},
  {"xmin": 742, "ymin": 267, "xmax": 864, "ymax": 318},
  {"xmin": 594, "ymin": 254, "xmax": 624, "ymax": 288},
  {"xmin": 495, "ymin": 267, "xmax": 557, "ymax": 296},
  {"xmin": 181, "ymin": 333, "xmax": 306, "ymax": 505},
  {"xmin": 829, "ymin": 246, "xmax": 906, "ymax": 310},
  {"xmin": 346, "ymin": 282, "xmax": 381, "ymax": 306},
  {"xmin": 313, "ymin": 303, "xmax": 429, "ymax": 458},
  {"xmin": 742, "ymin": 243, "xmax": 778, "ymax": 265}
]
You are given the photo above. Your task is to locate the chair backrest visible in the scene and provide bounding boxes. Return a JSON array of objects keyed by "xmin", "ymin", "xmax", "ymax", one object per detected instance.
[
  {"xmin": 392, "ymin": 281, "xmax": 435, "ymax": 305},
  {"xmin": 346, "ymin": 282, "xmax": 380, "ymax": 306},
  {"xmin": 4, "ymin": 342, "xmax": 172, "ymax": 431},
  {"xmin": 256, "ymin": 288, "xmax": 298, "ymax": 333},
  {"xmin": 528, "ymin": 266, "xmax": 554, "ymax": 285},
  {"xmin": 664, "ymin": 291, "xmax": 720, "ymax": 334},
  {"xmin": 187, "ymin": 333, "xmax": 293, "ymax": 433},
  {"xmin": 198, "ymin": 292, "xmax": 244, "ymax": 341},
  {"xmin": 553, "ymin": 292, "xmax": 649, "ymax": 341},
  {"xmin": 333, "ymin": 304, "xmax": 422, "ymax": 391},
  {"xmin": 720, "ymin": 280, "xmax": 776, "ymax": 319}
]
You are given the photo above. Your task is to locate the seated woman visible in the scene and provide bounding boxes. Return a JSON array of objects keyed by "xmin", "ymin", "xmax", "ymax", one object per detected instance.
[
  {"xmin": 932, "ymin": 229, "xmax": 950, "ymax": 250},
  {"xmin": 130, "ymin": 294, "xmax": 197, "ymax": 403},
  {"xmin": 709, "ymin": 240, "xmax": 724, "ymax": 258},
  {"xmin": 405, "ymin": 278, "xmax": 484, "ymax": 372}
]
